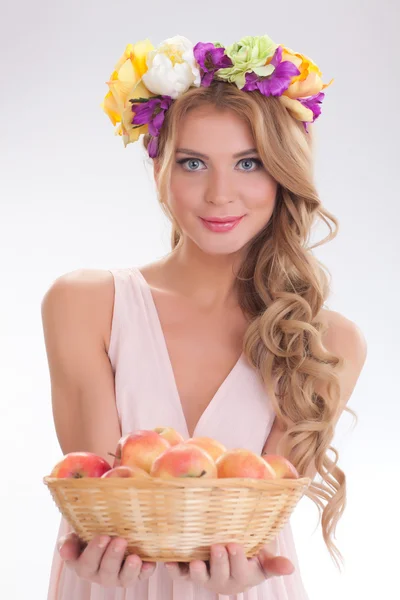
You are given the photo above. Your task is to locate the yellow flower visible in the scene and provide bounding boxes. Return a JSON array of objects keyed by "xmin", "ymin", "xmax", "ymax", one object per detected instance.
[
  {"xmin": 279, "ymin": 95, "xmax": 314, "ymax": 122},
  {"xmin": 277, "ymin": 45, "xmax": 333, "ymax": 122},
  {"xmin": 101, "ymin": 40, "xmax": 156, "ymax": 145}
]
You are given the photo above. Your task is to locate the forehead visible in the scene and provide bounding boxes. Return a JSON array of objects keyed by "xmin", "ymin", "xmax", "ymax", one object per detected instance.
[{"xmin": 176, "ymin": 106, "xmax": 255, "ymax": 150}]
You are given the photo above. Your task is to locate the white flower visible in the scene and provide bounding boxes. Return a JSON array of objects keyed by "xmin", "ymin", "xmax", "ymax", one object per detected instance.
[{"xmin": 141, "ymin": 35, "xmax": 201, "ymax": 99}]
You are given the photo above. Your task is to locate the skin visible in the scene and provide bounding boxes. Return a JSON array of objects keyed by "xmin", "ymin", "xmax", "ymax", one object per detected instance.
[
  {"xmin": 58, "ymin": 107, "xmax": 295, "ymax": 591},
  {"xmin": 58, "ymin": 534, "xmax": 294, "ymax": 591},
  {"xmin": 153, "ymin": 106, "xmax": 278, "ymax": 311}
]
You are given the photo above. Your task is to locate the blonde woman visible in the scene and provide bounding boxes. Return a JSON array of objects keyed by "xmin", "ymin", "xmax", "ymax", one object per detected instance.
[{"xmin": 42, "ymin": 36, "xmax": 367, "ymax": 600}]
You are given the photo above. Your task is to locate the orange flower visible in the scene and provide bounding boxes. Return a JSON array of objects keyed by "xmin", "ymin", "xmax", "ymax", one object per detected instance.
[{"xmin": 277, "ymin": 45, "xmax": 333, "ymax": 122}]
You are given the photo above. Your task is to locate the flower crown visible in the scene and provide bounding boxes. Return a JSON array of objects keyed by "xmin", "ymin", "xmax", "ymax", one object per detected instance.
[{"xmin": 101, "ymin": 34, "xmax": 333, "ymax": 158}]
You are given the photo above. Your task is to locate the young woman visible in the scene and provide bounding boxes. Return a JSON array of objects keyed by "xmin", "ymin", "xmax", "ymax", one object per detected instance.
[{"xmin": 42, "ymin": 36, "xmax": 367, "ymax": 600}]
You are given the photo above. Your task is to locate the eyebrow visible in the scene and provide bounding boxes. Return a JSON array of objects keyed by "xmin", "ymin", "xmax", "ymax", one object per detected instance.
[{"xmin": 175, "ymin": 148, "xmax": 259, "ymax": 159}]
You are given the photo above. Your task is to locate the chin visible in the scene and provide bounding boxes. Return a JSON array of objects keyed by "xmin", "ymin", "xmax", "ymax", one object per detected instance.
[{"xmin": 192, "ymin": 235, "xmax": 250, "ymax": 256}]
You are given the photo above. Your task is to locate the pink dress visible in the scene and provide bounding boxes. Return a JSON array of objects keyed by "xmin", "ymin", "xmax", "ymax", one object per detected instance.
[{"xmin": 47, "ymin": 266, "xmax": 310, "ymax": 600}]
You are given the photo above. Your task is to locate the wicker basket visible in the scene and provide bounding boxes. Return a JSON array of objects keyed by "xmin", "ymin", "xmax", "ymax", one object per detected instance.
[{"xmin": 43, "ymin": 475, "xmax": 311, "ymax": 562}]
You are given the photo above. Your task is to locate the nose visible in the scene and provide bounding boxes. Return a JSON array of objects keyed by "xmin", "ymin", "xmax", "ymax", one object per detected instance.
[{"xmin": 205, "ymin": 170, "xmax": 234, "ymax": 205}]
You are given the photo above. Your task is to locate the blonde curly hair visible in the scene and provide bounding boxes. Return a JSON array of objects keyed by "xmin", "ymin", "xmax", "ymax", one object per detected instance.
[{"xmin": 142, "ymin": 79, "xmax": 357, "ymax": 571}]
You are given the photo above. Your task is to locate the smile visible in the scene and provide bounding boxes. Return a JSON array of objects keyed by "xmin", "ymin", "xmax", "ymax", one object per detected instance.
[{"xmin": 199, "ymin": 216, "xmax": 245, "ymax": 232}]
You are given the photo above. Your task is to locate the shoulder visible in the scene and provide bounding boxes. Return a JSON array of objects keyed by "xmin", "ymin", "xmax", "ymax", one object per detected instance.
[
  {"xmin": 316, "ymin": 308, "xmax": 368, "ymax": 421},
  {"xmin": 319, "ymin": 308, "xmax": 368, "ymax": 366},
  {"xmin": 41, "ymin": 269, "xmax": 116, "ymax": 347},
  {"xmin": 42, "ymin": 268, "xmax": 115, "ymax": 306}
]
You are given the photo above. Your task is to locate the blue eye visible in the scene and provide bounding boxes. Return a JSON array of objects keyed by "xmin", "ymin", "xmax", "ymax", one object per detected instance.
[
  {"xmin": 176, "ymin": 157, "xmax": 262, "ymax": 172},
  {"xmin": 239, "ymin": 158, "xmax": 262, "ymax": 171},
  {"xmin": 177, "ymin": 158, "xmax": 203, "ymax": 171}
]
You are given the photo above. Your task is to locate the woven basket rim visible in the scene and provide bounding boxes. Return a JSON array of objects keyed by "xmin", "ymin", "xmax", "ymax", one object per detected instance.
[{"xmin": 43, "ymin": 475, "xmax": 311, "ymax": 490}]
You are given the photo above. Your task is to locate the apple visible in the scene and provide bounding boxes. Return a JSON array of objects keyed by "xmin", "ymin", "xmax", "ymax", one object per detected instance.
[
  {"xmin": 262, "ymin": 454, "xmax": 299, "ymax": 479},
  {"xmin": 150, "ymin": 443, "xmax": 217, "ymax": 478},
  {"xmin": 109, "ymin": 433, "xmax": 130, "ymax": 468},
  {"xmin": 50, "ymin": 452, "xmax": 112, "ymax": 478},
  {"xmin": 185, "ymin": 436, "xmax": 227, "ymax": 462},
  {"xmin": 215, "ymin": 449, "xmax": 276, "ymax": 479},
  {"xmin": 118, "ymin": 430, "xmax": 171, "ymax": 473},
  {"xmin": 100, "ymin": 465, "xmax": 151, "ymax": 479},
  {"xmin": 153, "ymin": 426, "xmax": 185, "ymax": 446}
]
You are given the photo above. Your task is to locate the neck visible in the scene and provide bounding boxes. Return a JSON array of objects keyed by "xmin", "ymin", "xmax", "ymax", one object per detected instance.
[{"xmin": 161, "ymin": 241, "xmax": 245, "ymax": 311}]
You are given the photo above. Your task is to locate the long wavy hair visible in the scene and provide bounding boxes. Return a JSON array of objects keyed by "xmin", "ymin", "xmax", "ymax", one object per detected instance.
[{"xmin": 142, "ymin": 79, "xmax": 357, "ymax": 571}]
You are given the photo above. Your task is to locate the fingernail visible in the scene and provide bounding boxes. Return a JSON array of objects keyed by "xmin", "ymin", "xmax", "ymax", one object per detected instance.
[
  {"xmin": 128, "ymin": 557, "xmax": 139, "ymax": 568},
  {"xmin": 113, "ymin": 539, "xmax": 126, "ymax": 552},
  {"xmin": 98, "ymin": 536, "xmax": 110, "ymax": 548},
  {"xmin": 57, "ymin": 537, "xmax": 66, "ymax": 552}
]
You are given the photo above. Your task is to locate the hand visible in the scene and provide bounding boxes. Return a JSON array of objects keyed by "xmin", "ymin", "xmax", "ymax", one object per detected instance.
[
  {"xmin": 164, "ymin": 542, "xmax": 295, "ymax": 595},
  {"xmin": 57, "ymin": 532, "xmax": 156, "ymax": 588}
]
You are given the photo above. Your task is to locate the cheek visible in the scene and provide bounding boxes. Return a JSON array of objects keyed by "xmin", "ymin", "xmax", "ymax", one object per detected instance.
[
  {"xmin": 243, "ymin": 178, "xmax": 278, "ymax": 211},
  {"xmin": 167, "ymin": 193, "xmax": 194, "ymax": 221},
  {"xmin": 168, "ymin": 177, "xmax": 200, "ymax": 217}
]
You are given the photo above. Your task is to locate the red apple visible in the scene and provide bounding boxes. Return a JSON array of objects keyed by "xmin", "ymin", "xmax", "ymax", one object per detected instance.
[
  {"xmin": 150, "ymin": 443, "xmax": 217, "ymax": 478},
  {"xmin": 119, "ymin": 430, "xmax": 171, "ymax": 473},
  {"xmin": 50, "ymin": 452, "xmax": 111, "ymax": 478},
  {"xmin": 109, "ymin": 433, "xmax": 130, "ymax": 468},
  {"xmin": 101, "ymin": 465, "xmax": 151, "ymax": 479},
  {"xmin": 185, "ymin": 436, "xmax": 227, "ymax": 462},
  {"xmin": 262, "ymin": 454, "xmax": 299, "ymax": 479},
  {"xmin": 216, "ymin": 449, "xmax": 276, "ymax": 479},
  {"xmin": 153, "ymin": 426, "xmax": 185, "ymax": 446}
]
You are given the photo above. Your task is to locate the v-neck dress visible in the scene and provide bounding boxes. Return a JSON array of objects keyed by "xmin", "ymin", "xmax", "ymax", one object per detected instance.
[{"xmin": 47, "ymin": 266, "xmax": 310, "ymax": 600}]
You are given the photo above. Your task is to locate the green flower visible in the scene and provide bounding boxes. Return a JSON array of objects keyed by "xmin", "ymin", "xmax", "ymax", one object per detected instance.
[{"xmin": 215, "ymin": 35, "xmax": 279, "ymax": 89}]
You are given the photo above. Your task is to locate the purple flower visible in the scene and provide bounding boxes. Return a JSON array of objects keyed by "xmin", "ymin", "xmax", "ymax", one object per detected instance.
[
  {"xmin": 193, "ymin": 42, "xmax": 233, "ymax": 87},
  {"xmin": 299, "ymin": 92, "xmax": 325, "ymax": 126},
  {"xmin": 242, "ymin": 46, "xmax": 300, "ymax": 96},
  {"xmin": 147, "ymin": 135, "xmax": 159, "ymax": 158},
  {"xmin": 130, "ymin": 95, "xmax": 173, "ymax": 136},
  {"xmin": 129, "ymin": 95, "xmax": 173, "ymax": 157}
]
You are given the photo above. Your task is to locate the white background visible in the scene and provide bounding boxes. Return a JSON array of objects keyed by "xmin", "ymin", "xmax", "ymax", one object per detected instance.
[{"xmin": 1, "ymin": 1, "xmax": 398, "ymax": 598}]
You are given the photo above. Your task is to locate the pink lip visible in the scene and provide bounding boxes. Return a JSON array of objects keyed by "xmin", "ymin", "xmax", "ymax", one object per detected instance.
[
  {"xmin": 201, "ymin": 216, "xmax": 244, "ymax": 223},
  {"xmin": 199, "ymin": 215, "xmax": 244, "ymax": 233}
]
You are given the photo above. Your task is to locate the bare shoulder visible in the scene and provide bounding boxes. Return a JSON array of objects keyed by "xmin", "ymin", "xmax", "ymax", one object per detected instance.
[
  {"xmin": 41, "ymin": 268, "xmax": 115, "ymax": 348},
  {"xmin": 44, "ymin": 268, "xmax": 114, "ymax": 290},
  {"xmin": 42, "ymin": 268, "xmax": 114, "ymax": 310},
  {"xmin": 316, "ymin": 308, "xmax": 368, "ymax": 424},
  {"xmin": 319, "ymin": 308, "xmax": 368, "ymax": 366}
]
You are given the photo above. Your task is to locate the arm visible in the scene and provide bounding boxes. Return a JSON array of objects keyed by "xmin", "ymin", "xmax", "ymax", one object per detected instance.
[
  {"xmin": 41, "ymin": 269, "xmax": 121, "ymax": 464},
  {"xmin": 42, "ymin": 270, "xmax": 158, "ymax": 586},
  {"xmin": 262, "ymin": 310, "xmax": 368, "ymax": 480}
]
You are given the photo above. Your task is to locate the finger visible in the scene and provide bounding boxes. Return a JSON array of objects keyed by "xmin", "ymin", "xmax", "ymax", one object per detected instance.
[
  {"xmin": 98, "ymin": 538, "xmax": 127, "ymax": 585},
  {"xmin": 188, "ymin": 559, "xmax": 209, "ymax": 584},
  {"xmin": 209, "ymin": 545, "xmax": 230, "ymax": 584},
  {"xmin": 119, "ymin": 555, "xmax": 142, "ymax": 586},
  {"xmin": 58, "ymin": 533, "xmax": 84, "ymax": 562},
  {"xmin": 266, "ymin": 555, "xmax": 295, "ymax": 575},
  {"xmin": 251, "ymin": 548, "xmax": 295, "ymax": 580},
  {"xmin": 164, "ymin": 561, "xmax": 189, "ymax": 580},
  {"xmin": 226, "ymin": 543, "xmax": 248, "ymax": 583},
  {"xmin": 261, "ymin": 548, "xmax": 295, "ymax": 577},
  {"xmin": 138, "ymin": 561, "xmax": 157, "ymax": 581},
  {"xmin": 74, "ymin": 535, "xmax": 111, "ymax": 578}
]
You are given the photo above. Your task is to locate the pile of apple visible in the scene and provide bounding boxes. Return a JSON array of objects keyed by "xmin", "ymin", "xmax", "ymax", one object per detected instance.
[{"xmin": 49, "ymin": 426, "xmax": 299, "ymax": 481}]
